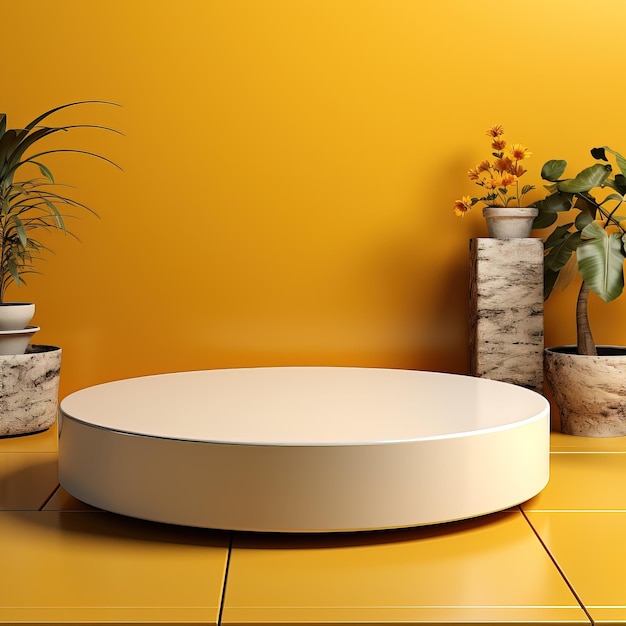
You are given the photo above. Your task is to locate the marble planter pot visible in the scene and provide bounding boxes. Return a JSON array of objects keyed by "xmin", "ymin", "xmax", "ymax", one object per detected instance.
[
  {"xmin": 482, "ymin": 207, "xmax": 539, "ymax": 239},
  {"xmin": 545, "ymin": 346, "xmax": 626, "ymax": 437},
  {"xmin": 0, "ymin": 345, "xmax": 61, "ymax": 437}
]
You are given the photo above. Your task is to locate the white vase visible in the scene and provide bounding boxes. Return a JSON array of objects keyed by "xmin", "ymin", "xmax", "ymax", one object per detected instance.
[{"xmin": 482, "ymin": 207, "xmax": 539, "ymax": 239}]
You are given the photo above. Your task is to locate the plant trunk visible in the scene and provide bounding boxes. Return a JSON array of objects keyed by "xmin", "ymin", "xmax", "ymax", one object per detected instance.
[{"xmin": 576, "ymin": 282, "xmax": 597, "ymax": 356}]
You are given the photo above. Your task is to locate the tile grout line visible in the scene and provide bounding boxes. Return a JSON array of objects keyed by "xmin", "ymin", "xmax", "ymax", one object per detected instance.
[
  {"xmin": 519, "ymin": 507, "xmax": 595, "ymax": 625},
  {"xmin": 217, "ymin": 531, "xmax": 234, "ymax": 626},
  {"xmin": 38, "ymin": 484, "xmax": 60, "ymax": 511}
]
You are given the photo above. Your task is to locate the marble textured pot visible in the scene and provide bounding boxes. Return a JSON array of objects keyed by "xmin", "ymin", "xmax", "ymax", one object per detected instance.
[
  {"xmin": 482, "ymin": 207, "xmax": 539, "ymax": 239},
  {"xmin": 0, "ymin": 345, "xmax": 61, "ymax": 437},
  {"xmin": 545, "ymin": 346, "xmax": 626, "ymax": 437}
]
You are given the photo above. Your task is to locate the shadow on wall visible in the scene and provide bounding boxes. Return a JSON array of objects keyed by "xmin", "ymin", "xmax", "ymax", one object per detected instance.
[{"xmin": 363, "ymin": 225, "xmax": 471, "ymax": 375}]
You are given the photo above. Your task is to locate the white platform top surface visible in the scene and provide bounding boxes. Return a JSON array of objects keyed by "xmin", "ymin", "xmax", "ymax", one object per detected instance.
[{"xmin": 59, "ymin": 367, "xmax": 548, "ymax": 446}]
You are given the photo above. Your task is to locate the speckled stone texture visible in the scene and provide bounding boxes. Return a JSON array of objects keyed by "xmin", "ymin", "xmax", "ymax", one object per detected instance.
[
  {"xmin": 0, "ymin": 345, "xmax": 61, "ymax": 437},
  {"xmin": 545, "ymin": 347, "xmax": 626, "ymax": 437},
  {"xmin": 470, "ymin": 238, "xmax": 544, "ymax": 393}
]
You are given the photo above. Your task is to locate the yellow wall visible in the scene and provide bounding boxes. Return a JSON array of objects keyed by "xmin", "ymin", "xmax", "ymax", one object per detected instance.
[{"xmin": 3, "ymin": 0, "xmax": 626, "ymax": 398}]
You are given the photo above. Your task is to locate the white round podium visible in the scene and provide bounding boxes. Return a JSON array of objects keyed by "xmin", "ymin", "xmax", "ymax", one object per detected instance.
[{"xmin": 58, "ymin": 367, "xmax": 549, "ymax": 532}]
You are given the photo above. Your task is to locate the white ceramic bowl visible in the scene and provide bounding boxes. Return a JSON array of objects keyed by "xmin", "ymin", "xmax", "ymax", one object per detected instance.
[
  {"xmin": 0, "ymin": 326, "xmax": 40, "ymax": 355},
  {"xmin": 0, "ymin": 303, "xmax": 36, "ymax": 331}
]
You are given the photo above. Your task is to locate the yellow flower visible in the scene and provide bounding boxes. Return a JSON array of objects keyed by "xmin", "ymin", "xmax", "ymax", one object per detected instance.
[
  {"xmin": 510, "ymin": 143, "xmax": 532, "ymax": 160},
  {"xmin": 491, "ymin": 138, "xmax": 507, "ymax": 151},
  {"xmin": 453, "ymin": 196, "xmax": 473, "ymax": 217},
  {"xmin": 476, "ymin": 160, "xmax": 491, "ymax": 172},
  {"xmin": 468, "ymin": 167, "xmax": 481, "ymax": 181},
  {"xmin": 486, "ymin": 124, "xmax": 505, "ymax": 138}
]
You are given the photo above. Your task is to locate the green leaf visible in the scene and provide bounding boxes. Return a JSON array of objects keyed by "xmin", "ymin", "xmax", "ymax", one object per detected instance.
[
  {"xmin": 544, "ymin": 222, "xmax": 575, "ymax": 250},
  {"xmin": 533, "ymin": 210, "xmax": 558, "ymax": 230},
  {"xmin": 573, "ymin": 193, "xmax": 600, "ymax": 218},
  {"xmin": 577, "ymin": 221, "xmax": 626, "ymax": 302},
  {"xmin": 3, "ymin": 126, "xmax": 66, "ymax": 175},
  {"xmin": 557, "ymin": 164, "xmax": 612, "ymax": 193},
  {"xmin": 591, "ymin": 147, "xmax": 608, "ymax": 161},
  {"xmin": 613, "ymin": 174, "xmax": 626, "ymax": 195},
  {"xmin": 16, "ymin": 148, "xmax": 122, "ymax": 173},
  {"xmin": 575, "ymin": 210, "xmax": 594, "ymax": 230},
  {"xmin": 535, "ymin": 191, "xmax": 573, "ymax": 213},
  {"xmin": 544, "ymin": 267, "xmax": 559, "ymax": 300},
  {"xmin": 546, "ymin": 231, "xmax": 581, "ymax": 271},
  {"xmin": 7, "ymin": 258, "xmax": 21, "ymax": 285},
  {"xmin": 541, "ymin": 159, "xmax": 567, "ymax": 182},
  {"xmin": 533, "ymin": 192, "xmax": 573, "ymax": 229},
  {"xmin": 553, "ymin": 253, "xmax": 579, "ymax": 293},
  {"xmin": 594, "ymin": 146, "xmax": 626, "ymax": 177},
  {"xmin": 0, "ymin": 102, "xmax": 121, "ymax": 299},
  {"xmin": 13, "ymin": 216, "xmax": 28, "ymax": 248},
  {"xmin": 33, "ymin": 160, "xmax": 55, "ymax": 183},
  {"xmin": 41, "ymin": 197, "xmax": 67, "ymax": 230},
  {"xmin": 22, "ymin": 100, "xmax": 120, "ymax": 131},
  {"xmin": 0, "ymin": 130, "xmax": 23, "ymax": 179}
]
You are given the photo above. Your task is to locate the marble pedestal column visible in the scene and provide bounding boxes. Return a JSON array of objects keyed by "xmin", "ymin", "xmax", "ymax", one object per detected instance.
[{"xmin": 469, "ymin": 238, "xmax": 544, "ymax": 393}]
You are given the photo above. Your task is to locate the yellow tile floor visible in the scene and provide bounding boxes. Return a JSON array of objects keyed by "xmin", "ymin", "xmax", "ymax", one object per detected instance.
[{"xmin": 1, "ymin": 425, "xmax": 625, "ymax": 625}]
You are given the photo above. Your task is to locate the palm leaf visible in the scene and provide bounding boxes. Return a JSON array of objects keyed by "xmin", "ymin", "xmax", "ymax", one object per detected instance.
[{"xmin": 0, "ymin": 101, "xmax": 121, "ymax": 301}]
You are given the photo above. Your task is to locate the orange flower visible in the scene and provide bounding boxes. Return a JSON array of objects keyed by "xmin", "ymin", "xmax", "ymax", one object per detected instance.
[
  {"xmin": 486, "ymin": 124, "xmax": 504, "ymax": 138},
  {"xmin": 493, "ymin": 156, "xmax": 513, "ymax": 173},
  {"xmin": 491, "ymin": 138, "xmax": 507, "ymax": 151},
  {"xmin": 510, "ymin": 143, "xmax": 532, "ymax": 160},
  {"xmin": 455, "ymin": 125, "xmax": 534, "ymax": 217},
  {"xmin": 453, "ymin": 196, "xmax": 473, "ymax": 217},
  {"xmin": 511, "ymin": 163, "xmax": 527, "ymax": 177},
  {"xmin": 498, "ymin": 173, "xmax": 517, "ymax": 188}
]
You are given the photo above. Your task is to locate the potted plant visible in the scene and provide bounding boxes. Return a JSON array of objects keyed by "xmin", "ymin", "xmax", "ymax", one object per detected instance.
[
  {"xmin": 0, "ymin": 100, "xmax": 119, "ymax": 436},
  {"xmin": 535, "ymin": 147, "xmax": 626, "ymax": 436},
  {"xmin": 453, "ymin": 124, "xmax": 538, "ymax": 238}
]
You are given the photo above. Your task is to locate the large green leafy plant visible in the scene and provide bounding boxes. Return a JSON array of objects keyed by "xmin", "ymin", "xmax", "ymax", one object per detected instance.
[
  {"xmin": 534, "ymin": 147, "xmax": 626, "ymax": 355},
  {"xmin": 0, "ymin": 101, "xmax": 119, "ymax": 303}
]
